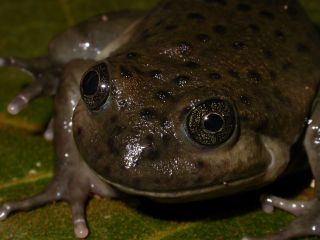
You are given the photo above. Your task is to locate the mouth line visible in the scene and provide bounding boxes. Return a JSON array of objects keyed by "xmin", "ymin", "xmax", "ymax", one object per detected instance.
[{"xmin": 100, "ymin": 170, "xmax": 267, "ymax": 200}]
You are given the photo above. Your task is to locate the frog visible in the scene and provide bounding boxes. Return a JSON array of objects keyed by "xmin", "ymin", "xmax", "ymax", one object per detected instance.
[{"xmin": 1, "ymin": 0, "xmax": 320, "ymax": 239}]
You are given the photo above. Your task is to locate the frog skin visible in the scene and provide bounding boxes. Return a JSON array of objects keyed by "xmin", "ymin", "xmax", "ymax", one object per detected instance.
[{"xmin": 1, "ymin": 0, "xmax": 320, "ymax": 239}]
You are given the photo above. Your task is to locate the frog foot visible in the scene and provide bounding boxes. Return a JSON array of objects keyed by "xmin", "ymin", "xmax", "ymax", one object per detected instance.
[
  {"xmin": 0, "ymin": 161, "xmax": 117, "ymax": 238},
  {"xmin": 0, "ymin": 56, "xmax": 61, "ymax": 115},
  {"xmin": 242, "ymin": 195, "xmax": 320, "ymax": 240}
]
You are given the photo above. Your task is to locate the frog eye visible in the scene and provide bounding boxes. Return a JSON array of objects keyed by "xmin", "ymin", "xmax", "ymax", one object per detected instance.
[
  {"xmin": 186, "ymin": 98, "xmax": 236, "ymax": 146},
  {"xmin": 80, "ymin": 62, "xmax": 110, "ymax": 111}
]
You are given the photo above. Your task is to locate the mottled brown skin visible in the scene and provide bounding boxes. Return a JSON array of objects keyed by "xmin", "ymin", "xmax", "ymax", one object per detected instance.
[{"xmin": 73, "ymin": 0, "xmax": 320, "ymax": 197}]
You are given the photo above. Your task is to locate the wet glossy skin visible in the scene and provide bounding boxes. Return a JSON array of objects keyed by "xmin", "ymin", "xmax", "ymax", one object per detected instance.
[
  {"xmin": 74, "ymin": 0, "xmax": 320, "ymax": 199},
  {"xmin": 1, "ymin": 0, "xmax": 320, "ymax": 239}
]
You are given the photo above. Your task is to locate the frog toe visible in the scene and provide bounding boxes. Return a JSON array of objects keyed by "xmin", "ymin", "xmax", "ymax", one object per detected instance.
[
  {"xmin": 8, "ymin": 74, "xmax": 60, "ymax": 115},
  {"xmin": 261, "ymin": 195, "xmax": 315, "ymax": 216},
  {"xmin": 0, "ymin": 187, "xmax": 59, "ymax": 220},
  {"xmin": 1, "ymin": 56, "xmax": 61, "ymax": 115},
  {"xmin": 246, "ymin": 197, "xmax": 320, "ymax": 239},
  {"xmin": 70, "ymin": 200, "xmax": 89, "ymax": 239},
  {"xmin": 43, "ymin": 118, "xmax": 54, "ymax": 141}
]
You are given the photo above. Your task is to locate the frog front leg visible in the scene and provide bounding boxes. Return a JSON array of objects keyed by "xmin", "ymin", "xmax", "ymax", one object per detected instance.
[
  {"xmin": 0, "ymin": 60, "xmax": 118, "ymax": 238},
  {"xmin": 243, "ymin": 99, "xmax": 320, "ymax": 240}
]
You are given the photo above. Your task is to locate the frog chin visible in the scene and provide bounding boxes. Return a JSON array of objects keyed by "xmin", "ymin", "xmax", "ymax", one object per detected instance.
[{"xmin": 97, "ymin": 135, "xmax": 290, "ymax": 202}]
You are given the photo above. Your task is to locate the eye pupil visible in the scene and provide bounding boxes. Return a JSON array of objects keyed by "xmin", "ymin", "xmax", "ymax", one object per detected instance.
[
  {"xmin": 203, "ymin": 113, "xmax": 224, "ymax": 132},
  {"xmin": 82, "ymin": 71, "xmax": 99, "ymax": 96}
]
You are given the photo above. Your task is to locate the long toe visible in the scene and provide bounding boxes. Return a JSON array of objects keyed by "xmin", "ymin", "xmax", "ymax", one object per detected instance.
[{"xmin": 70, "ymin": 200, "xmax": 89, "ymax": 239}]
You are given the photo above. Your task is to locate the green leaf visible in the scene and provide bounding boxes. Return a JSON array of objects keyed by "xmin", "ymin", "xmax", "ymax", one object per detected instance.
[{"xmin": 0, "ymin": 0, "xmax": 319, "ymax": 239}]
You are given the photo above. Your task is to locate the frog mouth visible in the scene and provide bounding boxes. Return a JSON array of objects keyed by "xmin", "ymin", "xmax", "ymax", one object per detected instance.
[
  {"xmin": 100, "ymin": 171, "xmax": 266, "ymax": 202},
  {"xmin": 98, "ymin": 135, "xmax": 289, "ymax": 202}
]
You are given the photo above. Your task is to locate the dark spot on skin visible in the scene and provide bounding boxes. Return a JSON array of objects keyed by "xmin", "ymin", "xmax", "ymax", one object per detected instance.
[
  {"xmin": 154, "ymin": 20, "xmax": 163, "ymax": 27},
  {"xmin": 133, "ymin": 66, "xmax": 143, "ymax": 75},
  {"xmin": 160, "ymin": 117, "xmax": 170, "ymax": 127},
  {"xmin": 196, "ymin": 33, "xmax": 211, "ymax": 42},
  {"xmin": 232, "ymin": 41, "xmax": 246, "ymax": 50},
  {"xmin": 195, "ymin": 176, "xmax": 205, "ymax": 184},
  {"xmin": 296, "ymin": 43, "xmax": 310, "ymax": 53},
  {"xmin": 165, "ymin": 24, "xmax": 178, "ymax": 30},
  {"xmin": 285, "ymin": 6, "xmax": 298, "ymax": 16},
  {"xmin": 195, "ymin": 160, "xmax": 205, "ymax": 169},
  {"xmin": 145, "ymin": 134, "xmax": 154, "ymax": 144},
  {"xmin": 282, "ymin": 61, "xmax": 294, "ymax": 71},
  {"xmin": 187, "ymin": 12, "xmax": 206, "ymax": 21},
  {"xmin": 111, "ymin": 126, "xmax": 123, "ymax": 136},
  {"xmin": 264, "ymin": 102, "xmax": 273, "ymax": 112},
  {"xmin": 120, "ymin": 66, "xmax": 133, "ymax": 79},
  {"xmin": 161, "ymin": 134, "xmax": 172, "ymax": 144},
  {"xmin": 269, "ymin": 70, "xmax": 277, "ymax": 80},
  {"xmin": 262, "ymin": 48, "xmax": 273, "ymax": 59},
  {"xmin": 228, "ymin": 69, "xmax": 240, "ymax": 79},
  {"xmin": 141, "ymin": 29, "xmax": 152, "ymax": 39},
  {"xmin": 213, "ymin": 25, "xmax": 227, "ymax": 34},
  {"xmin": 274, "ymin": 88, "xmax": 290, "ymax": 104},
  {"xmin": 209, "ymin": 72, "xmax": 222, "ymax": 80},
  {"xmin": 126, "ymin": 52, "xmax": 140, "ymax": 60},
  {"xmin": 178, "ymin": 41, "xmax": 192, "ymax": 54},
  {"xmin": 92, "ymin": 151, "xmax": 103, "ymax": 164},
  {"xmin": 110, "ymin": 115, "xmax": 118, "ymax": 123},
  {"xmin": 204, "ymin": 0, "xmax": 227, "ymax": 6},
  {"xmin": 174, "ymin": 75, "xmax": 190, "ymax": 87},
  {"xmin": 149, "ymin": 70, "xmax": 162, "ymax": 80},
  {"xmin": 184, "ymin": 61, "xmax": 200, "ymax": 68},
  {"xmin": 248, "ymin": 24, "xmax": 260, "ymax": 33},
  {"xmin": 247, "ymin": 70, "xmax": 262, "ymax": 83},
  {"xmin": 240, "ymin": 95, "xmax": 251, "ymax": 105},
  {"xmin": 274, "ymin": 30, "xmax": 286, "ymax": 41},
  {"xmin": 180, "ymin": 106, "xmax": 192, "ymax": 121},
  {"xmin": 155, "ymin": 90, "xmax": 172, "ymax": 102},
  {"xmin": 237, "ymin": 3, "xmax": 251, "ymax": 11},
  {"xmin": 143, "ymin": 147, "xmax": 160, "ymax": 161},
  {"xmin": 163, "ymin": 1, "xmax": 172, "ymax": 9},
  {"xmin": 239, "ymin": 114, "xmax": 249, "ymax": 122},
  {"xmin": 140, "ymin": 108, "xmax": 157, "ymax": 121},
  {"xmin": 260, "ymin": 10, "xmax": 274, "ymax": 20},
  {"xmin": 107, "ymin": 138, "xmax": 120, "ymax": 156},
  {"xmin": 77, "ymin": 127, "xmax": 82, "ymax": 136},
  {"xmin": 154, "ymin": 178, "xmax": 161, "ymax": 184}
]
